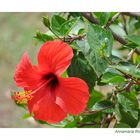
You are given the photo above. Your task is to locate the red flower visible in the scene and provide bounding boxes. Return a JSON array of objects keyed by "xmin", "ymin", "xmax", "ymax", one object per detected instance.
[{"xmin": 14, "ymin": 41, "xmax": 89, "ymax": 123}]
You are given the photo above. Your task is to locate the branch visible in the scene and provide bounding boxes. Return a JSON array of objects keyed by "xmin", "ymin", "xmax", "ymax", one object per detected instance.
[
  {"xmin": 135, "ymin": 49, "xmax": 140, "ymax": 55},
  {"xmin": 82, "ymin": 12, "xmax": 99, "ymax": 24},
  {"xmin": 81, "ymin": 12, "xmax": 128, "ymax": 45},
  {"xmin": 108, "ymin": 118, "xmax": 117, "ymax": 128},
  {"xmin": 100, "ymin": 114, "xmax": 108, "ymax": 128},
  {"xmin": 122, "ymin": 12, "xmax": 140, "ymax": 18},
  {"xmin": 127, "ymin": 49, "xmax": 136, "ymax": 61},
  {"xmin": 67, "ymin": 34, "xmax": 86, "ymax": 44},
  {"xmin": 121, "ymin": 14, "xmax": 128, "ymax": 34},
  {"xmin": 83, "ymin": 105, "xmax": 113, "ymax": 115},
  {"xmin": 105, "ymin": 13, "xmax": 121, "ymax": 28},
  {"xmin": 78, "ymin": 122, "xmax": 100, "ymax": 128},
  {"xmin": 111, "ymin": 31, "xmax": 128, "ymax": 45},
  {"xmin": 116, "ymin": 68, "xmax": 140, "ymax": 85}
]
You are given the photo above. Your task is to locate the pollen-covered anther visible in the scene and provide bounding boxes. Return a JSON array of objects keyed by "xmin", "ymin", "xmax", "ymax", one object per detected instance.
[{"xmin": 12, "ymin": 90, "xmax": 33, "ymax": 104}]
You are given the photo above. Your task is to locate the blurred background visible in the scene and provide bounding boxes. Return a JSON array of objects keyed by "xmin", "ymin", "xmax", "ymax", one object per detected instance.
[{"xmin": 0, "ymin": 13, "xmax": 52, "ymax": 127}]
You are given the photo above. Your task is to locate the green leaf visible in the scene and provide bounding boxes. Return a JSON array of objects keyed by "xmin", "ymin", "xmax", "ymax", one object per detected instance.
[
  {"xmin": 34, "ymin": 32, "xmax": 53, "ymax": 42},
  {"xmin": 115, "ymin": 100, "xmax": 139, "ymax": 128},
  {"xmin": 51, "ymin": 15, "xmax": 79, "ymax": 36},
  {"xmin": 63, "ymin": 120, "xmax": 77, "ymax": 128},
  {"xmin": 85, "ymin": 24, "xmax": 113, "ymax": 76},
  {"xmin": 119, "ymin": 108, "xmax": 139, "ymax": 128},
  {"xmin": 61, "ymin": 71, "xmax": 68, "ymax": 78},
  {"xmin": 110, "ymin": 54, "xmax": 122, "ymax": 64},
  {"xmin": 88, "ymin": 24, "xmax": 113, "ymax": 57},
  {"xmin": 127, "ymin": 35, "xmax": 140, "ymax": 46},
  {"xmin": 81, "ymin": 112, "xmax": 102, "ymax": 124},
  {"xmin": 67, "ymin": 52, "xmax": 96, "ymax": 92},
  {"xmin": 52, "ymin": 115, "xmax": 76, "ymax": 128},
  {"xmin": 135, "ymin": 17, "xmax": 140, "ymax": 29},
  {"xmin": 115, "ymin": 103, "xmax": 122, "ymax": 121},
  {"xmin": 87, "ymin": 90, "xmax": 104, "ymax": 108},
  {"xmin": 110, "ymin": 25, "xmax": 126, "ymax": 38},
  {"xmin": 78, "ymin": 28, "xmax": 86, "ymax": 35},
  {"xmin": 51, "ymin": 15, "xmax": 66, "ymax": 35},
  {"xmin": 117, "ymin": 93, "xmax": 139, "ymax": 120},
  {"xmin": 132, "ymin": 53, "xmax": 140, "ymax": 64},
  {"xmin": 94, "ymin": 12, "xmax": 117, "ymax": 21},
  {"xmin": 101, "ymin": 71, "xmax": 125, "ymax": 84},
  {"xmin": 115, "ymin": 122, "xmax": 131, "ymax": 128},
  {"xmin": 76, "ymin": 40, "xmax": 90, "ymax": 55},
  {"xmin": 126, "ymin": 18, "xmax": 138, "ymax": 34},
  {"xmin": 68, "ymin": 20, "xmax": 85, "ymax": 35},
  {"xmin": 117, "ymin": 93, "xmax": 139, "ymax": 111},
  {"xmin": 60, "ymin": 18, "xmax": 79, "ymax": 36},
  {"xmin": 91, "ymin": 100, "xmax": 114, "ymax": 113},
  {"xmin": 85, "ymin": 46, "xmax": 108, "ymax": 77},
  {"xmin": 36, "ymin": 120, "xmax": 48, "ymax": 124},
  {"xmin": 99, "ymin": 12, "xmax": 111, "ymax": 26},
  {"xmin": 22, "ymin": 113, "xmax": 31, "ymax": 119}
]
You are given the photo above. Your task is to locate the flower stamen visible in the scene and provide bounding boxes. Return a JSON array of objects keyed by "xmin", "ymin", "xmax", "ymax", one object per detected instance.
[{"xmin": 12, "ymin": 90, "xmax": 33, "ymax": 104}]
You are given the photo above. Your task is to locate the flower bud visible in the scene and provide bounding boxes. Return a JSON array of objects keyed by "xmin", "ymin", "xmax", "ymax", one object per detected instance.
[{"xmin": 43, "ymin": 16, "xmax": 50, "ymax": 28}]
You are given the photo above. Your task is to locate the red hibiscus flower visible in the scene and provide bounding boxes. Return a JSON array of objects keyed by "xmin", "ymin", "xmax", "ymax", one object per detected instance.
[{"xmin": 13, "ymin": 41, "xmax": 89, "ymax": 123}]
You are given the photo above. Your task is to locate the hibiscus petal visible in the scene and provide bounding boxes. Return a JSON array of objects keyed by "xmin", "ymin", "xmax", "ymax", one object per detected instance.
[
  {"xmin": 56, "ymin": 77, "xmax": 90, "ymax": 115},
  {"xmin": 37, "ymin": 41, "xmax": 73, "ymax": 75},
  {"xmin": 14, "ymin": 53, "xmax": 42, "ymax": 89},
  {"xmin": 28, "ymin": 86, "xmax": 67, "ymax": 124}
]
